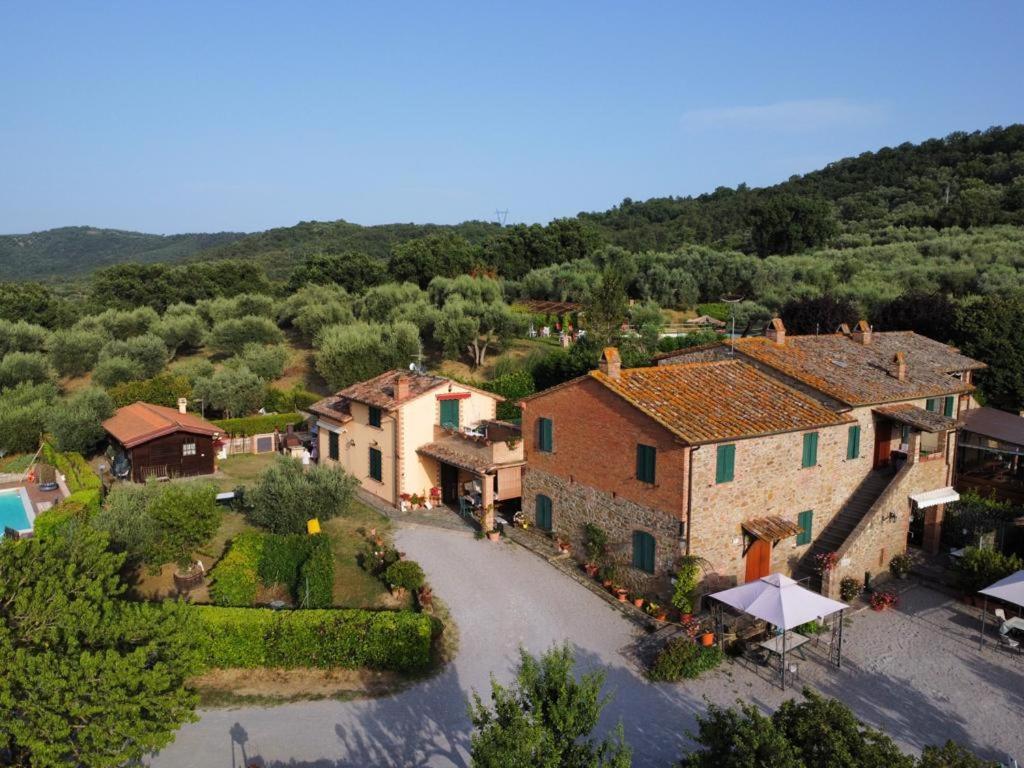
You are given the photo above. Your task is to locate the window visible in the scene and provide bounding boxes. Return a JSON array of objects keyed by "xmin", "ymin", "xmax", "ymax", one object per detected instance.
[
  {"xmin": 440, "ymin": 399, "xmax": 460, "ymax": 429},
  {"xmin": 925, "ymin": 398, "xmax": 938, "ymax": 412},
  {"xmin": 846, "ymin": 425, "xmax": 861, "ymax": 460},
  {"xmin": 369, "ymin": 447, "xmax": 382, "ymax": 482},
  {"xmin": 801, "ymin": 432, "xmax": 819, "ymax": 468},
  {"xmin": 328, "ymin": 431, "xmax": 340, "ymax": 461},
  {"xmin": 796, "ymin": 510, "xmax": 813, "ymax": 546},
  {"xmin": 716, "ymin": 444, "xmax": 735, "ymax": 483},
  {"xmin": 900, "ymin": 425, "xmax": 910, "ymax": 446},
  {"xmin": 182, "ymin": 440, "xmax": 197, "ymax": 457},
  {"xmin": 368, "ymin": 406, "xmax": 382, "ymax": 428},
  {"xmin": 631, "ymin": 531, "xmax": 656, "ymax": 574},
  {"xmin": 943, "ymin": 396, "xmax": 955, "ymax": 418},
  {"xmin": 535, "ymin": 494, "xmax": 552, "ymax": 531},
  {"xmin": 636, "ymin": 444, "xmax": 656, "ymax": 484},
  {"xmin": 537, "ymin": 417, "xmax": 553, "ymax": 452}
]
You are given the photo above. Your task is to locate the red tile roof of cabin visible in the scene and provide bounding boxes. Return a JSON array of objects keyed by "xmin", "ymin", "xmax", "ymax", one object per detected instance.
[
  {"xmin": 590, "ymin": 359, "xmax": 852, "ymax": 444},
  {"xmin": 102, "ymin": 402, "xmax": 220, "ymax": 448}
]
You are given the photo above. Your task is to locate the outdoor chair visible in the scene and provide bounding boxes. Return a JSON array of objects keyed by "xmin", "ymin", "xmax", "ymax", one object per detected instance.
[{"xmin": 787, "ymin": 663, "xmax": 800, "ymax": 683}]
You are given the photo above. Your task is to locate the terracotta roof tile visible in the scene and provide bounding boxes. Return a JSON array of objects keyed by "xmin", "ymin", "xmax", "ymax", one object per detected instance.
[
  {"xmin": 102, "ymin": 402, "xmax": 220, "ymax": 448},
  {"xmin": 742, "ymin": 515, "xmax": 803, "ymax": 541},
  {"xmin": 729, "ymin": 333, "xmax": 983, "ymax": 406},
  {"xmin": 591, "ymin": 360, "xmax": 852, "ymax": 445},
  {"xmin": 873, "ymin": 403, "xmax": 958, "ymax": 433}
]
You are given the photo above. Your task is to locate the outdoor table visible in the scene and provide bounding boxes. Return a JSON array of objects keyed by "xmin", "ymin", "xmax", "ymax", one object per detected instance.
[
  {"xmin": 1000, "ymin": 617, "xmax": 1024, "ymax": 637},
  {"xmin": 759, "ymin": 631, "xmax": 810, "ymax": 658}
]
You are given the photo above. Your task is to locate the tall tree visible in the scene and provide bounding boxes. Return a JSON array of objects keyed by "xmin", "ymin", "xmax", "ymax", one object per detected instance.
[
  {"xmin": 288, "ymin": 251, "xmax": 387, "ymax": 293},
  {"xmin": 955, "ymin": 292, "xmax": 1024, "ymax": 411},
  {"xmin": 0, "ymin": 527, "xmax": 200, "ymax": 767},
  {"xmin": 779, "ymin": 295, "xmax": 859, "ymax": 335},
  {"xmin": 388, "ymin": 233, "xmax": 480, "ymax": 288},
  {"xmin": 429, "ymin": 276, "xmax": 525, "ymax": 367}
]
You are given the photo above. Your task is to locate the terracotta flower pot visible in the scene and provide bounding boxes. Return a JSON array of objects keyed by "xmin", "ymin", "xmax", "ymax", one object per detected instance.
[
  {"xmin": 655, "ymin": 612, "xmax": 668, "ymax": 622},
  {"xmin": 700, "ymin": 632, "xmax": 715, "ymax": 647},
  {"xmin": 602, "ymin": 579, "xmax": 613, "ymax": 588},
  {"xmin": 584, "ymin": 563, "xmax": 599, "ymax": 578},
  {"xmin": 487, "ymin": 531, "xmax": 500, "ymax": 542},
  {"xmin": 615, "ymin": 588, "xmax": 628, "ymax": 602},
  {"xmin": 633, "ymin": 597, "xmax": 644, "ymax": 608}
]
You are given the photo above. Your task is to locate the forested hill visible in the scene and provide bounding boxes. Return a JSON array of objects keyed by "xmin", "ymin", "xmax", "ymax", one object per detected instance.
[
  {"xmin": 580, "ymin": 125, "xmax": 1024, "ymax": 253},
  {"xmin": 0, "ymin": 226, "xmax": 244, "ymax": 280}
]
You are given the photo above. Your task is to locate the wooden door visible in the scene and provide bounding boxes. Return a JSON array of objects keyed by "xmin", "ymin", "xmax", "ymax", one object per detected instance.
[
  {"xmin": 745, "ymin": 539, "xmax": 771, "ymax": 582},
  {"xmin": 873, "ymin": 420, "xmax": 892, "ymax": 469},
  {"xmin": 441, "ymin": 463, "xmax": 460, "ymax": 504}
]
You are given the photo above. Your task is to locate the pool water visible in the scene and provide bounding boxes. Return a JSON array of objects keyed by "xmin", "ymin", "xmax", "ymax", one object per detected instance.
[{"xmin": 0, "ymin": 488, "xmax": 33, "ymax": 533}]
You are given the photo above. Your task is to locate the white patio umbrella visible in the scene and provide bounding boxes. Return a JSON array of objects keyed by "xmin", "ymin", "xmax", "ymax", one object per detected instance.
[
  {"xmin": 708, "ymin": 573, "xmax": 848, "ymax": 688},
  {"xmin": 977, "ymin": 569, "xmax": 1024, "ymax": 648}
]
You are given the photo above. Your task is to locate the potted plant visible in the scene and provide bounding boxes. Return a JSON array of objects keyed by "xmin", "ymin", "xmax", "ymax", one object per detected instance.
[
  {"xmin": 583, "ymin": 522, "xmax": 609, "ymax": 573},
  {"xmin": 699, "ymin": 630, "xmax": 715, "ymax": 647},
  {"xmin": 614, "ymin": 586, "xmax": 628, "ymax": 602},
  {"xmin": 814, "ymin": 551, "xmax": 839, "ymax": 574},
  {"xmin": 632, "ymin": 595, "xmax": 645, "ymax": 608},
  {"xmin": 645, "ymin": 602, "xmax": 668, "ymax": 622},
  {"xmin": 556, "ymin": 537, "xmax": 572, "ymax": 554},
  {"xmin": 584, "ymin": 562, "xmax": 599, "ymax": 578},
  {"xmin": 839, "ymin": 576, "xmax": 861, "ymax": 602},
  {"xmin": 486, "ymin": 527, "xmax": 501, "ymax": 542},
  {"xmin": 889, "ymin": 553, "xmax": 912, "ymax": 580},
  {"xmin": 869, "ymin": 590, "xmax": 898, "ymax": 611},
  {"xmin": 598, "ymin": 564, "xmax": 617, "ymax": 589},
  {"xmin": 429, "ymin": 486, "xmax": 442, "ymax": 502},
  {"xmin": 671, "ymin": 555, "xmax": 703, "ymax": 618}
]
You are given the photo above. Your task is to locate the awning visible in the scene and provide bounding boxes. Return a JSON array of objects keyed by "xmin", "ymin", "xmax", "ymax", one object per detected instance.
[
  {"xmin": 979, "ymin": 570, "xmax": 1024, "ymax": 609},
  {"xmin": 874, "ymin": 403, "xmax": 957, "ymax": 433},
  {"xmin": 709, "ymin": 573, "xmax": 847, "ymax": 630},
  {"xmin": 742, "ymin": 516, "xmax": 803, "ymax": 541},
  {"xmin": 909, "ymin": 487, "xmax": 960, "ymax": 508}
]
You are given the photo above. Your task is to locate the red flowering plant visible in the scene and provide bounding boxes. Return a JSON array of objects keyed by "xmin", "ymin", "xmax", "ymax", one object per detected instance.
[
  {"xmin": 869, "ymin": 590, "xmax": 898, "ymax": 611},
  {"xmin": 814, "ymin": 551, "xmax": 838, "ymax": 574}
]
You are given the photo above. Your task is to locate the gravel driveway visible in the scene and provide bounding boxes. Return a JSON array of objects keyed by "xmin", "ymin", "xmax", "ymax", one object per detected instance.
[{"xmin": 150, "ymin": 525, "xmax": 1023, "ymax": 767}]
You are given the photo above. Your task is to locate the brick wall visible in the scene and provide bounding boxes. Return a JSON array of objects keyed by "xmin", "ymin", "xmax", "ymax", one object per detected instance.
[{"xmin": 522, "ymin": 467, "xmax": 683, "ymax": 593}]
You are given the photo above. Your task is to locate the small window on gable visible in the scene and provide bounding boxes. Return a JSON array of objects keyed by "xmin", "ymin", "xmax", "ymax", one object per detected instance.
[
  {"xmin": 369, "ymin": 406, "xmax": 382, "ymax": 428},
  {"xmin": 925, "ymin": 398, "xmax": 938, "ymax": 412},
  {"xmin": 182, "ymin": 440, "xmax": 197, "ymax": 457},
  {"xmin": 537, "ymin": 417, "xmax": 553, "ymax": 453},
  {"xmin": 716, "ymin": 444, "xmax": 735, "ymax": 483},
  {"xmin": 440, "ymin": 399, "xmax": 460, "ymax": 429},
  {"xmin": 636, "ymin": 444, "xmax": 656, "ymax": 484}
]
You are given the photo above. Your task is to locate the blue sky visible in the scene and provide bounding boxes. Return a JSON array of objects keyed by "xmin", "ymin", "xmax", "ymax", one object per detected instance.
[{"xmin": 1, "ymin": 1, "xmax": 1021, "ymax": 234}]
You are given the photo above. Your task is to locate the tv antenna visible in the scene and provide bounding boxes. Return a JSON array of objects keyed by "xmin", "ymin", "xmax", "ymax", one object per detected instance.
[
  {"xmin": 409, "ymin": 341, "xmax": 426, "ymax": 374},
  {"xmin": 720, "ymin": 294, "xmax": 744, "ymax": 355},
  {"xmin": 494, "ymin": 209, "xmax": 509, "ymax": 226}
]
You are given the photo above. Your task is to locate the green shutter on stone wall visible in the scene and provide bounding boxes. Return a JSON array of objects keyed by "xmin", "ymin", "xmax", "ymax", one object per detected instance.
[
  {"xmin": 636, "ymin": 444, "xmax": 656, "ymax": 483},
  {"xmin": 535, "ymin": 494, "xmax": 552, "ymax": 530},
  {"xmin": 944, "ymin": 396, "xmax": 955, "ymax": 417},
  {"xmin": 538, "ymin": 418, "xmax": 553, "ymax": 452},
  {"xmin": 716, "ymin": 444, "xmax": 735, "ymax": 483},
  {"xmin": 369, "ymin": 447, "xmax": 382, "ymax": 482},
  {"xmin": 796, "ymin": 510, "xmax": 813, "ymax": 546},
  {"xmin": 846, "ymin": 425, "xmax": 861, "ymax": 460},
  {"xmin": 802, "ymin": 432, "xmax": 819, "ymax": 468},
  {"xmin": 631, "ymin": 530, "xmax": 656, "ymax": 574}
]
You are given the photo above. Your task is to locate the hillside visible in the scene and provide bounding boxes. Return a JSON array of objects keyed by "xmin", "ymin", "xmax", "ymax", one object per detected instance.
[{"xmin": 0, "ymin": 226, "xmax": 245, "ymax": 281}]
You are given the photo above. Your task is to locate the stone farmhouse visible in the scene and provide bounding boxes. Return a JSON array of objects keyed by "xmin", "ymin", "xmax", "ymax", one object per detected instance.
[
  {"xmin": 310, "ymin": 371, "xmax": 524, "ymax": 517},
  {"xmin": 520, "ymin": 320, "xmax": 985, "ymax": 599}
]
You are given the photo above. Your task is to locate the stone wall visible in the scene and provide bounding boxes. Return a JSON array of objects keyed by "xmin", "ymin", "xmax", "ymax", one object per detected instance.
[{"xmin": 522, "ymin": 467, "xmax": 683, "ymax": 594}]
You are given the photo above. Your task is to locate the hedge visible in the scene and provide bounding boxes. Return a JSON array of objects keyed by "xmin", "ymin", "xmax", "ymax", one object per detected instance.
[
  {"xmin": 649, "ymin": 638, "xmax": 723, "ymax": 682},
  {"xmin": 212, "ymin": 412, "xmax": 306, "ymax": 437},
  {"xmin": 39, "ymin": 443, "xmax": 101, "ymax": 493},
  {"xmin": 209, "ymin": 531, "xmax": 334, "ymax": 608},
  {"xmin": 192, "ymin": 605, "xmax": 433, "ymax": 672}
]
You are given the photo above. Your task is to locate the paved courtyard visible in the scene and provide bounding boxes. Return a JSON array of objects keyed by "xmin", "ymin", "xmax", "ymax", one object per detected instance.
[{"xmin": 150, "ymin": 525, "xmax": 1024, "ymax": 767}]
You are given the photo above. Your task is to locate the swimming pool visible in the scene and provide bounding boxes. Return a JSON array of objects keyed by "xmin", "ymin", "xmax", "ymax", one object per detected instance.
[{"xmin": 0, "ymin": 487, "xmax": 34, "ymax": 535}]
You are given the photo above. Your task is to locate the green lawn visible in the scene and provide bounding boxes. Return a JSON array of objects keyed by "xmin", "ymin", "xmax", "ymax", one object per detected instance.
[
  {"xmin": 322, "ymin": 501, "xmax": 409, "ymax": 609},
  {"xmin": 215, "ymin": 453, "xmax": 279, "ymax": 491}
]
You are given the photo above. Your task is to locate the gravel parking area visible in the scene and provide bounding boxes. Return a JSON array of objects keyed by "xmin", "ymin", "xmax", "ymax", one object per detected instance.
[{"xmin": 150, "ymin": 525, "xmax": 1024, "ymax": 767}]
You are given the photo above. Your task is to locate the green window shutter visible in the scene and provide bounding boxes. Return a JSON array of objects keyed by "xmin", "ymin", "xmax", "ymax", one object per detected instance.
[
  {"xmin": 846, "ymin": 425, "xmax": 860, "ymax": 460},
  {"xmin": 632, "ymin": 531, "xmax": 655, "ymax": 574},
  {"xmin": 796, "ymin": 510, "xmax": 813, "ymax": 546},
  {"xmin": 944, "ymin": 396, "xmax": 955, "ymax": 418},
  {"xmin": 535, "ymin": 494, "xmax": 552, "ymax": 531},
  {"xmin": 538, "ymin": 418, "xmax": 553, "ymax": 452},
  {"xmin": 369, "ymin": 406, "xmax": 382, "ymax": 428},
  {"xmin": 369, "ymin": 447, "xmax": 382, "ymax": 482},
  {"xmin": 636, "ymin": 444, "xmax": 656, "ymax": 483},
  {"xmin": 716, "ymin": 444, "xmax": 735, "ymax": 483},
  {"xmin": 925, "ymin": 398, "xmax": 937, "ymax": 412},
  {"xmin": 440, "ymin": 399, "xmax": 460, "ymax": 429},
  {"xmin": 328, "ymin": 431, "xmax": 339, "ymax": 461},
  {"xmin": 802, "ymin": 432, "xmax": 818, "ymax": 468}
]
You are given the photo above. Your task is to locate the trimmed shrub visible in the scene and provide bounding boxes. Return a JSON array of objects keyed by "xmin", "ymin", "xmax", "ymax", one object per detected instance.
[
  {"xmin": 955, "ymin": 546, "xmax": 1023, "ymax": 593},
  {"xmin": 33, "ymin": 498, "xmax": 94, "ymax": 539},
  {"xmin": 649, "ymin": 638, "xmax": 723, "ymax": 682},
  {"xmin": 39, "ymin": 443, "xmax": 101, "ymax": 493},
  {"xmin": 264, "ymin": 385, "xmax": 320, "ymax": 414},
  {"xmin": 258, "ymin": 534, "xmax": 315, "ymax": 587},
  {"xmin": 384, "ymin": 560, "xmax": 425, "ymax": 592},
  {"xmin": 245, "ymin": 456, "xmax": 358, "ymax": 534},
  {"xmin": 298, "ymin": 538, "xmax": 334, "ymax": 608},
  {"xmin": 192, "ymin": 605, "xmax": 433, "ymax": 672},
  {"xmin": 209, "ymin": 532, "xmax": 264, "ymax": 607},
  {"xmin": 212, "ymin": 412, "xmax": 306, "ymax": 437}
]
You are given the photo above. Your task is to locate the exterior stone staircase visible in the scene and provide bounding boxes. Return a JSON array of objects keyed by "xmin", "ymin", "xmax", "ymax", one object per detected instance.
[{"xmin": 797, "ymin": 468, "xmax": 896, "ymax": 591}]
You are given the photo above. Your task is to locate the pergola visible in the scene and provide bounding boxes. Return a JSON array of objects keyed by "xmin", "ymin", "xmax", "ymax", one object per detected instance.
[
  {"xmin": 977, "ymin": 569, "xmax": 1024, "ymax": 648},
  {"xmin": 708, "ymin": 573, "xmax": 848, "ymax": 689}
]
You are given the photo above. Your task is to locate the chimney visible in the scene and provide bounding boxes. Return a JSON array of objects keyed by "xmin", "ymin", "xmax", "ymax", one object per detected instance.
[
  {"xmin": 765, "ymin": 317, "xmax": 786, "ymax": 345},
  {"xmin": 598, "ymin": 347, "xmax": 621, "ymax": 379},
  {"xmin": 177, "ymin": 397, "xmax": 188, "ymax": 415},
  {"xmin": 892, "ymin": 352, "xmax": 907, "ymax": 382},
  {"xmin": 852, "ymin": 320, "xmax": 872, "ymax": 345},
  {"xmin": 395, "ymin": 373, "xmax": 410, "ymax": 402}
]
